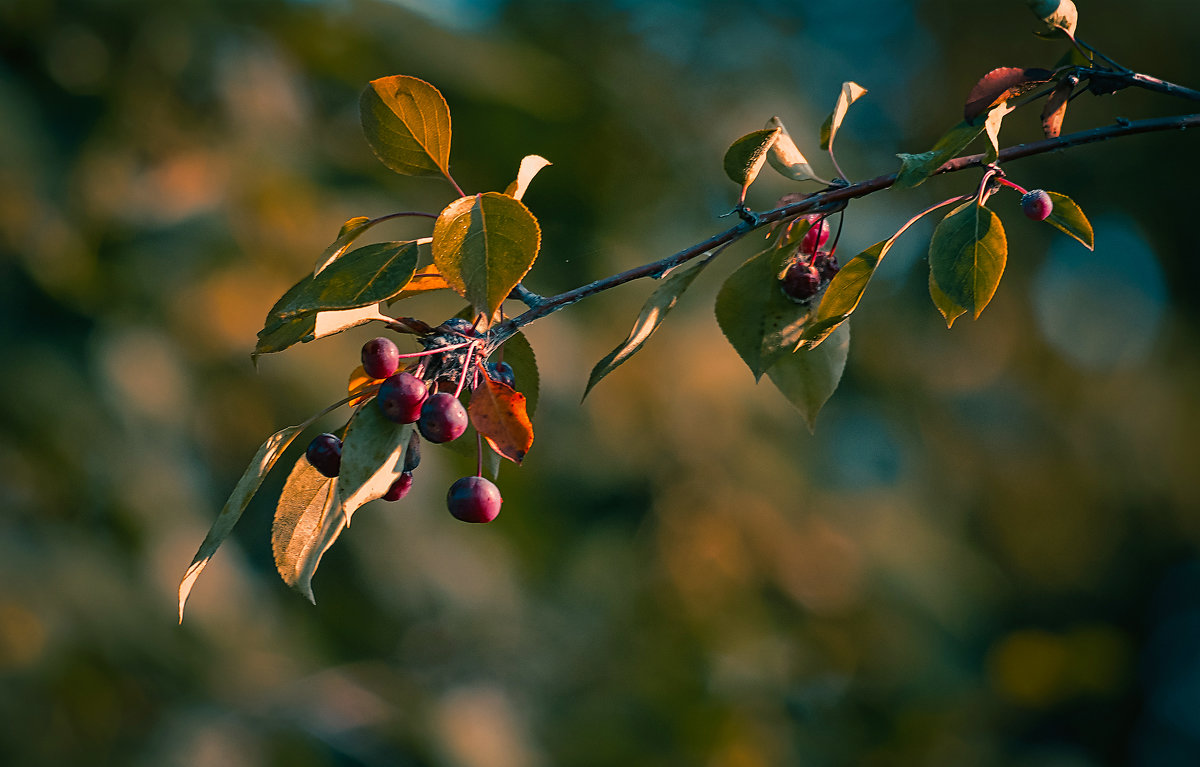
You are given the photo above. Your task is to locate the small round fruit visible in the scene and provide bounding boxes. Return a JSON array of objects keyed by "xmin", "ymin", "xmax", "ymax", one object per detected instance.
[
  {"xmin": 813, "ymin": 251, "xmax": 840, "ymax": 281},
  {"xmin": 306, "ymin": 433, "xmax": 342, "ymax": 478},
  {"xmin": 418, "ymin": 392, "xmax": 469, "ymax": 443},
  {"xmin": 800, "ymin": 216, "xmax": 831, "ymax": 255},
  {"xmin": 383, "ymin": 471, "xmax": 414, "ymax": 502},
  {"xmin": 780, "ymin": 260, "xmax": 822, "ymax": 302},
  {"xmin": 1021, "ymin": 189, "xmax": 1053, "ymax": 221},
  {"xmin": 446, "ymin": 476, "xmax": 503, "ymax": 523},
  {"xmin": 486, "ymin": 361, "xmax": 516, "ymax": 388},
  {"xmin": 362, "ymin": 337, "xmax": 401, "ymax": 379},
  {"xmin": 377, "ymin": 372, "xmax": 428, "ymax": 424}
]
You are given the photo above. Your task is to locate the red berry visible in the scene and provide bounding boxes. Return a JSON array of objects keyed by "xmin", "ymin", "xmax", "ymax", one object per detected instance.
[
  {"xmin": 362, "ymin": 337, "xmax": 401, "ymax": 379},
  {"xmin": 780, "ymin": 260, "xmax": 821, "ymax": 302},
  {"xmin": 306, "ymin": 433, "xmax": 342, "ymax": 478},
  {"xmin": 417, "ymin": 392, "xmax": 469, "ymax": 443},
  {"xmin": 383, "ymin": 471, "xmax": 414, "ymax": 502},
  {"xmin": 1021, "ymin": 189, "xmax": 1053, "ymax": 221},
  {"xmin": 377, "ymin": 372, "xmax": 427, "ymax": 424},
  {"xmin": 446, "ymin": 476, "xmax": 502, "ymax": 523},
  {"xmin": 800, "ymin": 216, "xmax": 831, "ymax": 255}
]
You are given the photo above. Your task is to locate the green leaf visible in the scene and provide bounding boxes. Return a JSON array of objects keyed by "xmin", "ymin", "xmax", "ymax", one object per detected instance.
[
  {"xmin": 715, "ymin": 243, "xmax": 813, "ymax": 380},
  {"xmin": 929, "ymin": 201, "xmax": 1008, "ymax": 319},
  {"xmin": 500, "ymin": 330, "xmax": 539, "ymax": 417},
  {"xmin": 503, "ymin": 155, "xmax": 552, "ymax": 201},
  {"xmin": 929, "ymin": 270, "xmax": 967, "ymax": 328},
  {"xmin": 800, "ymin": 238, "xmax": 891, "ymax": 349},
  {"xmin": 723, "ymin": 128, "xmax": 780, "ymax": 203},
  {"xmin": 432, "ymin": 193, "xmax": 542, "ymax": 317},
  {"xmin": 584, "ymin": 256, "xmax": 714, "ymax": 398},
  {"xmin": 766, "ymin": 322, "xmax": 849, "ymax": 431},
  {"xmin": 360, "ymin": 75, "xmax": 452, "ymax": 178},
  {"xmin": 315, "ymin": 216, "xmax": 375, "ymax": 274},
  {"xmin": 764, "ymin": 117, "xmax": 830, "ymax": 185},
  {"xmin": 178, "ymin": 420, "xmax": 309, "ymax": 621},
  {"xmin": 272, "ymin": 456, "xmax": 337, "ymax": 601},
  {"xmin": 895, "ymin": 121, "xmax": 985, "ymax": 189},
  {"xmin": 1043, "ymin": 191, "xmax": 1094, "ymax": 250},
  {"xmin": 819, "ymin": 82, "xmax": 868, "ymax": 152},
  {"xmin": 275, "ymin": 242, "xmax": 421, "ymax": 320},
  {"xmin": 337, "ymin": 405, "xmax": 414, "ymax": 523},
  {"xmin": 254, "ymin": 305, "xmax": 394, "ymax": 360}
]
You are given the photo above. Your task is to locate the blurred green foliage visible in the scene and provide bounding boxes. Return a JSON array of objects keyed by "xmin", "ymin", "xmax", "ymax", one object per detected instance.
[{"xmin": 2, "ymin": 0, "xmax": 1199, "ymax": 765}]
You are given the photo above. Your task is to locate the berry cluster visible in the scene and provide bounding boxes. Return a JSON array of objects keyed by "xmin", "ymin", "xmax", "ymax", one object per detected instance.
[
  {"xmin": 303, "ymin": 326, "xmax": 507, "ymax": 524},
  {"xmin": 779, "ymin": 215, "xmax": 841, "ymax": 303}
]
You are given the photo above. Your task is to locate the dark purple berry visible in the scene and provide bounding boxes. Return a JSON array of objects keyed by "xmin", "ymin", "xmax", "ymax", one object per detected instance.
[
  {"xmin": 812, "ymin": 251, "xmax": 840, "ymax": 281},
  {"xmin": 418, "ymin": 392, "xmax": 469, "ymax": 443},
  {"xmin": 486, "ymin": 361, "xmax": 516, "ymax": 389},
  {"xmin": 1021, "ymin": 189, "xmax": 1053, "ymax": 221},
  {"xmin": 800, "ymin": 216, "xmax": 830, "ymax": 255},
  {"xmin": 361, "ymin": 336, "xmax": 401, "ymax": 379},
  {"xmin": 438, "ymin": 317, "xmax": 479, "ymax": 337},
  {"xmin": 446, "ymin": 476, "xmax": 503, "ymax": 523},
  {"xmin": 780, "ymin": 260, "xmax": 822, "ymax": 302},
  {"xmin": 383, "ymin": 471, "xmax": 414, "ymax": 502},
  {"xmin": 306, "ymin": 433, "xmax": 342, "ymax": 478},
  {"xmin": 403, "ymin": 430, "xmax": 421, "ymax": 473},
  {"xmin": 377, "ymin": 372, "xmax": 428, "ymax": 424}
]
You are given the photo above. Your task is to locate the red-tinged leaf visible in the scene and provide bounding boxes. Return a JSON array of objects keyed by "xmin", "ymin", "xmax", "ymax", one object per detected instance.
[
  {"xmin": 468, "ymin": 377, "xmax": 534, "ymax": 464},
  {"xmin": 964, "ymin": 67, "xmax": 1054, "ymax": 122},
  {"xmin": 1041, "ymin": 78, "xmax": 1073, "ymax": 138}
]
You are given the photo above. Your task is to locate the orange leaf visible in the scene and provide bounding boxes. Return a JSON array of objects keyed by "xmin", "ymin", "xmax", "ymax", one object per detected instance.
[
  {"xmin": 468, "ymin": 377, "xmax": 534, "ymax": 464},
  {"xmin": 348, "ymin": 365, "xmax": 383, "ymax": 407},
  {"xmin": 964, "ymin": 67, "xmax": 1053, "ymax": 122},
  {"xmin": 1041, "ymin": 78, "xmax": 1073, "ymax": 139},
  {"xmin": 390, "ymin": 265, "xmax": 452, "ymax": 303}
]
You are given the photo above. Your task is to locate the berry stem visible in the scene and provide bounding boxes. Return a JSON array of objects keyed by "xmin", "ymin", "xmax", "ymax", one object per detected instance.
[
  {"xmin": 995, "ymin": 177, "xmax": 1029, "ymax": 195},
  {"xmin": 475, "ymin": 432, "xmax": 484, "ymax": 478},
  {"xmin": 453, "ymin": 343, "xmax": 478, "ymax": 398},
  {"xmin": 396, "ymin": 340, "xmax": 475, "ymax": 360}
]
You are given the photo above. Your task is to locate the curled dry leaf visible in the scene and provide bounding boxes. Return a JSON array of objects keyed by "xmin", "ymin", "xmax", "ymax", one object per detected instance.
[
  {"xmin": 1041, "ymin": 78, "xmax": 1074, "ymax": 138},
  {"xmin": 964, "ymin": 67, "xmax": 1054, "ymax": 122}
]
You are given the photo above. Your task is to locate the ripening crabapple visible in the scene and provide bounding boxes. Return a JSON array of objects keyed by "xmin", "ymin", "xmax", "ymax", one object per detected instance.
[
  {"xmin": 780, "ymin": 259, "xmax": 822, "ymax": 303},
  {"xmin": 306, "ymin": 433, "xmax": 342, "ymax": 478},
  {"xmin": 446, "ymin": 476, "xmax": 503, "ymax": 523},
  {"xmin": 800, "ymin": 215, "xmax": 831, "ymax": 255},
  {"xmin": 418, "ymin": 392, "xmax": 469, "ymax": 443},
  {"xmin": 361, "ymin": 336, "xmax": 401, "ymax": 379},
  {"xmin": 377, "ymin": 371, "xmax": 428, "ymax": 424},
  {"xmin": 1021, "ymin": 189, "xmax": 1054, "ymax": 221}
]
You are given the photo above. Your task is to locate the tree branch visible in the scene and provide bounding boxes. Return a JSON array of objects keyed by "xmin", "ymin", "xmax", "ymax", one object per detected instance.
[{"xmin": 487, "ymin": 111, "xmax": 1200, "ymax": 347}]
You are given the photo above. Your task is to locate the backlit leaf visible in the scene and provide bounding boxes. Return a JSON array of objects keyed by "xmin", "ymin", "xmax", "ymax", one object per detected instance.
[
  {"xmin": 1027, "ymin": 0, "xmax": 1078, "ymax": 38},
  {"xmin": 315, "ymin": 216, "xmax": 375, "ymax": 275},
  {"xmin": 766, "ymin": 322, "xmax": 849, "ymax": 431},
  {"xmin": 276, "ymin": 242, "xmax": 420, "ymax": 319},
  {"xmin": 723, "ymin": 128, "xmax": 780, "ymax": 204},
  {"xmin": 504, "ymin": 154, "xmax": 552, "ymax": 201},
  {"xmin": 929, "ymin": 270, "xmax": 968, "ymax": 328},
  {"xmin": 360, "ymin": 75, "xmax": 452, "ymax": 178},
  {"xmin": 964, "ymin": 67, "xmax": 1054, "ymax": 122},
  {"xmin": 1041, "ymin": 78, "xmax": 1073, "ymax": 138},
  {"xmin": 764, "ymin": 117, "xmax": 830, "ymax": 185},
  {"xmin": 432, "ymin": 193, "xmax": 542, "ymax": 317},
  {"xmin": 348, "ymin": 364, "xmax": 385, "ymax": 407},
  {"xmin": 272, "ymin": 456, "xmax": 337, "ymax": 600},
  {"xmin": 983, "ymin": 102, "xmax": 1016, "ymax": 163},
  {"xmin": 388, "ymin": 265, "xmax": 452, "ymax": 304},
  {"xmin": 337, "ymin": 405, "xmax": 414, "ymax": 523},
  {"xmin": 469, "ymin": 377, "xmax": 534, "ymax": 464},
  {"xmin": 1043, "ymin": 191, "xmax": 1094, "ymax": 249},
  {"xmin": 801, "ymin": 239, "xmax": 892, "ymax": 349},
  {"xmin": 895, "ymin": 121, "xmax": 984, "ymax": 189},
  {"xmin": 820, "ymin": 82, "xmax": 868, "ymax": 152},
  {"xmin": 715, "ymin": 242, "xmax": 813, "ymax": 380},
  {"xmin": 584, "ymin": 255, "xmax": 714, "ymax": 398},
  {"xmin": 929, "ymin": 201, "xmax": 1008, "ymax": 319}
]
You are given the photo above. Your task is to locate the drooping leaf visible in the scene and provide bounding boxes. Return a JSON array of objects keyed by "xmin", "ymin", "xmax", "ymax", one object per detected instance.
[
  {"xmin": 800, "ymin": 239, "xmax": 891, "ymax": 349},
  {"xmin": 1041, "ymin": 78, "xmax": 1073, "ymax": 138},
  {"xmin": 360, "ymin": 75, "xmax": 452, "ymax": 178},
  {"xmin": 348, "ymin": 364, "xmax": 386, "ymax": 407},
  {"xmin": 1027, "ymin": 0, "xmax": 1078, "ymax": 38},
  {"xmin": 1042, "ymin": 191, "xmax": 1094, "ymax": 250},
  {"xmin": 337, "ymin": 405, "xmax": 414, "ymax": 523},
  {"xmin": 715, "ymin": 242, "xmax": 814, "ymax": 380},
  {"xmin": 178, "ymin": 416, "xmax": 318, "ymax": 621},
  {"xmin": 272, "ymin": 456, "xmax": 337, "ymax": 599},
  {"xmin": 964, "ymin": 67, "xmax": 1054, "ymax": 122},
  {"xmin": 929, "ymin": 270, "xmax": 968, "ymax": 328},
  {"xmin": 584, "ymin": 256, "xmax": 714, "ymax": 397},
  {"xmin": 500, "ymin": 331, "xmax": 539, "ymax": 417},
  {"xmin": 820, "ymin": 82, "xmax": 868, "ymax": 151},
  {"xmin": 928, "ymin": 201, "xmax": 1008, "ymax": 319},
  {"xmin": 723, "ymin": 128, "xmax": 780, "ymax": 204},
  {"xmin": 469, "ymin": 377, "xmax": 534, "ymax": 464},
  {"xmin": 254, "ymin": 304, "xmax": 395, "ymax": 360},
  {"xmin": 315, "ymin": 216, "xmax": 375, "ymax": 275},
  {"xmin": 504, "ymin": 155, "xmax": 552, "ymax": 201},
  {"xmin": 765, "ymin": 322, "xmax": 849, "ymax": 431},
  {"xmin": 274, "ymin": 242, "xmax": 421, "ymax": 320},
  {"xmin": 895, "ymin": 121, "xmax": 985, "ymax": 189},
  {"xmin": 764, "ymin": 117, "xmax": 830, "ymax": 186},
  {"xmin": 431, "ymin": 192, "xmax": 542, "ymax": 317},
  {"xmin": 983, "ymin": 102, "xmax": 1016, "ymax": 163}
]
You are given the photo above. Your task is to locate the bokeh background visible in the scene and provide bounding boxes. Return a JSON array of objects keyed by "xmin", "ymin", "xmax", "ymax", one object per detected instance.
[{"xmin": 2, "ymin": 0, "xmax": 1199, "ymax": 765}]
